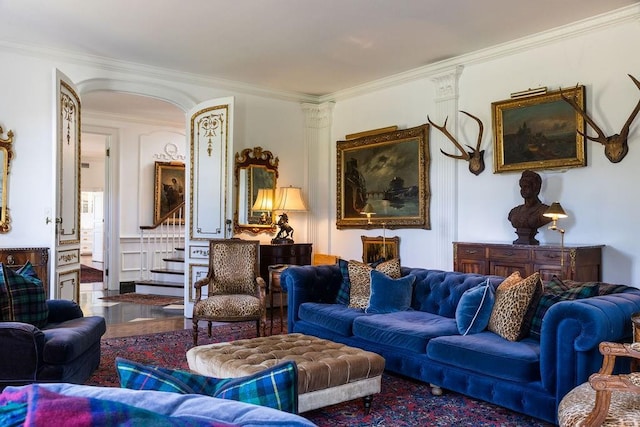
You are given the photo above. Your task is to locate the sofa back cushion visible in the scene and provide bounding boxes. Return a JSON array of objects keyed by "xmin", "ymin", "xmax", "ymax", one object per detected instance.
[{"xmin": 407, "ymin": 268, "xmax": 502, "ymax": 319}]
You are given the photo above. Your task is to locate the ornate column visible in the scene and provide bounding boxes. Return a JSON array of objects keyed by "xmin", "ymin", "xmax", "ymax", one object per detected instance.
[
  {"xmin": 301, "ymin": 102, "xmax": 334, "ymax": 252},
  {"xmin": 430, "ymin": 66, "xmax": 463, "ymax": 270}
]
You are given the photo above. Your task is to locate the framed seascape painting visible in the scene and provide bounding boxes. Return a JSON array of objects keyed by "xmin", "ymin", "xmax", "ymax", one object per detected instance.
[
  {"xmin": 154, "ymin": 161, "xmax": 185, "ymax": 224},
  {"xmin": 336, "ymin": 124, "xmax": 430, "ymax": 229},
  {"xmin": 492, "ymin": 85, "xmax": 586, "ymax": 173},
  {"xmin": 361, "ymin": 235, "xmax": 400, "ymax": 264}
]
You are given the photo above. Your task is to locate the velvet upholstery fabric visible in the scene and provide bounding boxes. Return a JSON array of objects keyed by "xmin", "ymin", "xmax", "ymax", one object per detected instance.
[
  {"xmin": 428, "ymin": 332, "xmax": 540, "ymax": 382},
  {"xmin": 298, "ymin": 302, "xmax": 365, "ymax": 337},
  {"xmin": 365, "ymin": 270, "xmax": 415, "ymax": 314},
  {"xmin": 455, "ymin": 281, "xmax": 495, "ymax": 335},
  {"xmin": 282, "ymin": 264, "xmax": 640, "ymax": 424},
  {"xmin": 0, "ymin": 299, "xmax": 106, "ymax": 387},
  {"xmin": 353, "ymin": 310, "xmax": 458, "ymax": 353}
]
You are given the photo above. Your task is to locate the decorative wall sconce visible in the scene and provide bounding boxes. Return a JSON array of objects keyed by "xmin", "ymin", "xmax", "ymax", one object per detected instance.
[{"xmin": 360, "ymin": 203, "xmax": 375, "ymax": 225}]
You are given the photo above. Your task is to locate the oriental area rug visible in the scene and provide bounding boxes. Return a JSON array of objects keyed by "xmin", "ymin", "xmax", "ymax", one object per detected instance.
[{"xmin": 86, "ymin": 323, "xmax": 553, "ymax": 427}]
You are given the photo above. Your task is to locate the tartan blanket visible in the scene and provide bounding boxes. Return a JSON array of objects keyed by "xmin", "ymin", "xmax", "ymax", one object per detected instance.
[{"xmin": 0, "ymin": 384, "xmax": 236, "ymax": 427}]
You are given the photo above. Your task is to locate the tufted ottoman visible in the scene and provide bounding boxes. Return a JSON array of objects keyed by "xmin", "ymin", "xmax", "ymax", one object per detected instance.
[{"xmin": 186, "ymin": 333, "xmax": 385, "ymax": 413}]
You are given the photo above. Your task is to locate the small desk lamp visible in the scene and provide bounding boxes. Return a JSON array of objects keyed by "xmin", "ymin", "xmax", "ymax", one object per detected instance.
[
  {"xmin": 361, "ymin": 203, "xmax": 375, "ymax": 225},
  {"xmin": 543, "ymin": 202, "xmax": 568, "ymax": 270}
]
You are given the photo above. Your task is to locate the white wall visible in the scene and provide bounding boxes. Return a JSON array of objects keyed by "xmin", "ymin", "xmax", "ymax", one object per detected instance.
[
  {"xmin": 0, "ymin": 10, "xmax": 638, "ymax": 288},
  {"xmin": 328, "ymin": 17, "xmax": 640, "ymax": 286},
  {"xmin": 0, "ymin": 47, "xmax": 307, "ymax": 286}
]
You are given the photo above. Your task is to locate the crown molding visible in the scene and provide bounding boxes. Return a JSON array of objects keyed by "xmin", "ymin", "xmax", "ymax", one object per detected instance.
[
  {"xmin": 0, "ymin": 40, "xmax": 319, "ymax": 104},
  {"xmin": 0, "ymin": 3, "xmax": 637, "ymax": 106},
  {"xmin": 320, "ymin": 4, "xmax": 640, "ymax": 103}
]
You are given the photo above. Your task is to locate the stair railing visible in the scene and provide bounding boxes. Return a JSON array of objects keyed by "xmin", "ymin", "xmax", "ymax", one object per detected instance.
[{"xmin": 139, "ymin": 203, "xmax": 185, "ymax": 281}]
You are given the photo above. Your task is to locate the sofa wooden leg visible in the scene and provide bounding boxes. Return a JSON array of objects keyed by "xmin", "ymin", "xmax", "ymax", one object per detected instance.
[
  {"xmin": 363, "ymin": 395, "xmax": 373, "ymax": 415},
  {"xmin": 430, "ymin": 384, "xmax": 443, "ymax": 396}
]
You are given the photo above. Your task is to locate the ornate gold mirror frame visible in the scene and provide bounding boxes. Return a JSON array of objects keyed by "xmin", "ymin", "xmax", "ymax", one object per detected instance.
[
  {"xmin": 0, "ymin": 125, "xmax": 14, "ymax": 233},
  {"xmin": 234, "ymin": 147, "xmax": 279, "ymax": 234}
]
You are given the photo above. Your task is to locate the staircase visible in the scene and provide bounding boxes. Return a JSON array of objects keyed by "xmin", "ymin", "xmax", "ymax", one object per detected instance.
[{"xmin": 136, "ymin": 203, "xmax": 185, "ymax": 297}]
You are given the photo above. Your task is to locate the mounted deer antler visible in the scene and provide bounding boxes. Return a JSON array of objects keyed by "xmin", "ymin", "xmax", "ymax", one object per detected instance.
[
  {"xmin": 427, "ymin": 110, "xmax": 485, "ymax": 175},
  {"xmin": 560, "ymin": 74, "xmax": 640, "ymax": 163}
]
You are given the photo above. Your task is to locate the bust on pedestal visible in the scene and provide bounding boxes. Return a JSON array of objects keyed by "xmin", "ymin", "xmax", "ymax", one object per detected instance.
[{"xmin": 507, "ymin": 170, "xmax": 552, "ymax": 245}]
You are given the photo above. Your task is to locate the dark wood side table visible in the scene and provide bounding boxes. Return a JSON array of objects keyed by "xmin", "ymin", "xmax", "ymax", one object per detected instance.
[
  {"xmin": 268, "ymin": 264, "xmax": 289, "ymax": 335},
  {"xmin": 259, "ymin": 243, "xmax": 312, "ymax": 283}
]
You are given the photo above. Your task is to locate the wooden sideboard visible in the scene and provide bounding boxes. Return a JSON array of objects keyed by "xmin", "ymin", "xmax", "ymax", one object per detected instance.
[
  {"xmin": 259, "ymin": 243, "xmax": 312, "ymax": 282},
  {"xmin": 0, "ymin": 247, "xmax": 49, "ymax": 296},
  {"xmin": 453, "ymin": 242, "xmax": 603, "ymax": 281}
]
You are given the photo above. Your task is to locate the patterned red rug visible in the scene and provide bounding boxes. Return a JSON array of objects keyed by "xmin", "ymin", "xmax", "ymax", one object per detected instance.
[{"xmin": 86, "ymin": 323, "xmax": 553, "ymax": 426}]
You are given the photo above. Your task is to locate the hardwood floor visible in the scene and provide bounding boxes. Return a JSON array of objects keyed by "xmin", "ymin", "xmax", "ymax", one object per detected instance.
[{"xmin": 79, "ymin": 281, "xmax": 190, "ymax": 339}]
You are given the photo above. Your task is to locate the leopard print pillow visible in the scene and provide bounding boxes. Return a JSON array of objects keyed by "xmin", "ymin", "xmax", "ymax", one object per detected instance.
[
  {"xmin": 348, "ymin": 258, "xmax": 401, "ymax": 309},
  {"xmin": 487, "ymin": 272, "xmax": 540, "ymax": 341}
]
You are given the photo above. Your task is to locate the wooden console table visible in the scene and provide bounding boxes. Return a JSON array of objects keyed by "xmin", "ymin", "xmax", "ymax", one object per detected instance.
[
  {"xmin": 453, "ymin": 242, "xmax": 603, "ymax": 281},
  {"xmin": 0, "ymin": 247, "xmax": 49, "ymax": 296}
]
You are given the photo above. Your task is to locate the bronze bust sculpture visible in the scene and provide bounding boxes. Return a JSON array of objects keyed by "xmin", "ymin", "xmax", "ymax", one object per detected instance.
[{"xmin": 508, "ymin": 170, "xmax": 552, "ymax": 245}]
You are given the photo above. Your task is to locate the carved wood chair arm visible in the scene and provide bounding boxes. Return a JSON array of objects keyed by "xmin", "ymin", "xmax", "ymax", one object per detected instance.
[{"xmin": 597, "ymin": 341, "xmax": 640, "ymax": 375}]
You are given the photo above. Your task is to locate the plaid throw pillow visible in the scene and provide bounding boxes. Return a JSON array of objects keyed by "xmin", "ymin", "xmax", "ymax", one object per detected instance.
[
  {"xmin": 0, "ymin": 262, "xmax": 49, "ymax": 328},
  {"xmin": 335, "ymin": 258, "xmax": 351, "ymax": 305},
  {"xmin": 528, "ymin": 282, "xmax": 600, "ymax": 339},
  {"xmin": 116, "ymin": 358, "xmax": 299, "ymax": 414}
]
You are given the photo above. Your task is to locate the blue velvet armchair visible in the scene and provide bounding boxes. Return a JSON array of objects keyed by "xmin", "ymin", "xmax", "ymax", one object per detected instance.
[{"xmin": 0, "ymin": 299, "xmax": 106, "ymax": 388}]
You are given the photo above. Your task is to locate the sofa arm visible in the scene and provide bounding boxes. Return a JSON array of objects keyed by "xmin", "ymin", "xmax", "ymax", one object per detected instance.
[
  {"xmin": 281, "ymin": 265, "xmax": 343, "ymax": 329},
  {"xmin": 540, "ymin": 291, "xmax": 640, "ymax": 401},
  {"xmin": 46, "ymin": 299, "xmax": 84, "ymax": 324},
  {"xmin": 0, "ymin": 322, "xmax": 45, "ymax": 385}
]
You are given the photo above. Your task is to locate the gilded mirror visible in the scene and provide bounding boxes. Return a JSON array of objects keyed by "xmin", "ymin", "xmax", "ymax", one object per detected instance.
[
  {"xmin": 234, "ymin": 147, "xmax": 278, "ymax": 234},
  {"xmin": 0, "ymin": 126, "xmax": 13, "ymax": 233}
]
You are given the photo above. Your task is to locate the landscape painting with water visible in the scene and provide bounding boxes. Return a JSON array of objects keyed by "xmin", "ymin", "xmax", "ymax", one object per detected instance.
[{"xmin": 336, "ymin": 124, "xmax": 430, "ymax": 229}]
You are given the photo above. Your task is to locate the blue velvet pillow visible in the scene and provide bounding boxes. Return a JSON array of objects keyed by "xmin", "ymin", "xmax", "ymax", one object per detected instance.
[
  {"xmin": 455, "ymin": 280, "xmax": 495, "ymax": 335},
  {"xmin": 116, "ymin": 357, "xmax": 298, "ymax": 413},
  {"xmin": 365, "ymin": 269, "xmax": 415, "ymax": 314}
]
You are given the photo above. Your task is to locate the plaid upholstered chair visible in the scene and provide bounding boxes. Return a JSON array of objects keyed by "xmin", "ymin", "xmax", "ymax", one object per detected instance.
[{"xmin": 192, "ymin": 239, "xmax": 266, "ymax": 345}]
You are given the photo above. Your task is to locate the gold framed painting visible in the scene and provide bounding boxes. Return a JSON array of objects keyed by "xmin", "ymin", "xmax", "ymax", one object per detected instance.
[
  {"xmin": 361, "ymin": 235, "xmax": 400, "ymax": 263},
  {"xmin": 336, "ymin": 124, "xmax": 430, "ymax": 229},
  {"xmin": 154, "ymin": 161, "xmax": 185, "ymax": 224},
  {"xmin": 492, "ymin": 86, "xmax": 586, "ymax": 173}
]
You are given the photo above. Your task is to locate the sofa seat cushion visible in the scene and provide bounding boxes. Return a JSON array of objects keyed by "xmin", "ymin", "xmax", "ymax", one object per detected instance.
[
  {"xmin": 298, "ymin": 302, "xmax": 364, "ymax": 337},
  {"xmin": 42, "ymin": 316, "xmax": 106, "ymax": 364},
  {"xmin": 427, "ymin": 332, "xmax": 541, "ymax": 383},
  {"xmin": 353, "ymin": 311, "xmax": 458, "ymax": 353}
]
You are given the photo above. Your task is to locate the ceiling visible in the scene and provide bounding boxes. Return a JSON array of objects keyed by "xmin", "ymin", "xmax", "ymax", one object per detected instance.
[{"xmin": 2, "ymin": 0, "xmax": 637, "ymax": 98}]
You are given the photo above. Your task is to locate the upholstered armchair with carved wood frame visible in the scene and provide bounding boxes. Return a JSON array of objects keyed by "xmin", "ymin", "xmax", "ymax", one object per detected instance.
[
  {"xmin": 192, "ymin": 239, "xmax": 266, "ymax": 345},
  {"xmin": 559, "ymin": 341, "xmax": 640, "ymax": 426}
]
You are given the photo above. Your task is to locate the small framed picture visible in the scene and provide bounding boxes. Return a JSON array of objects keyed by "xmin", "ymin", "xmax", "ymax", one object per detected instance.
[
  {"xmin": 154, "ymin": 161, "xmax": 185, "ymax": 223},
  {"xmin": 361, "ymin": 235, "xmax": 400, "ymax": 263}
]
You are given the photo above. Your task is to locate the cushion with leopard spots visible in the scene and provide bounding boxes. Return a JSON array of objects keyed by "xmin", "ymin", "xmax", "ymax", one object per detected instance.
[
  {"xmin": 488, "ymin": 271, "xmax": 540, "ymax": 342},
  {"xmin": 348, "ymin": 258, "xmax": 401, "ymax": 309}
]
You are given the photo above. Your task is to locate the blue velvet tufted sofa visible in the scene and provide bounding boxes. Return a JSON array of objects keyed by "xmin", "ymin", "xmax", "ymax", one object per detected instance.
[{"xmin": 281, "ymin": 264, "xmax": 640, "ymax": 424}]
